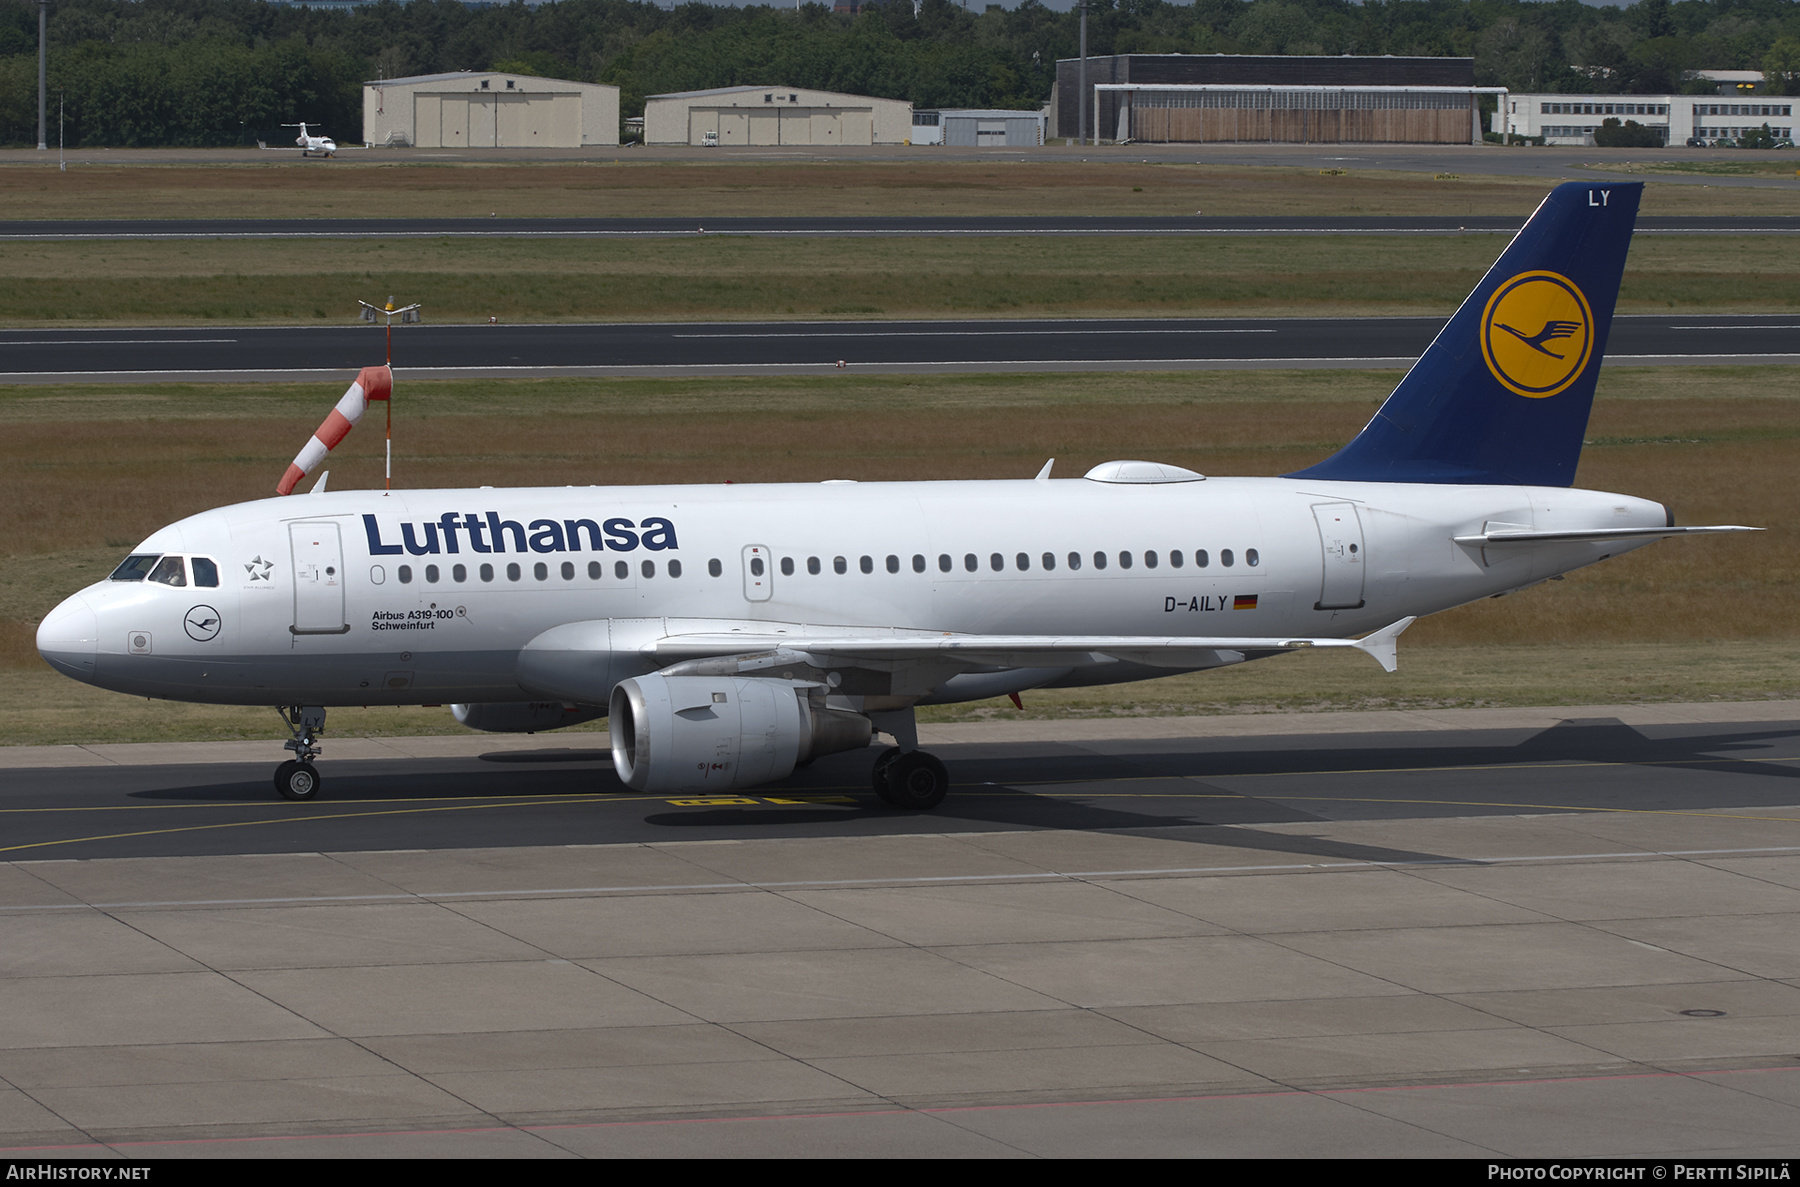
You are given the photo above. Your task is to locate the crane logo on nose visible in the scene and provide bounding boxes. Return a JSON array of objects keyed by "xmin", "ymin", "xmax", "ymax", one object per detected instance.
[
  {"xmin": 184, "ymin": 606, "xmax": 222, "ymax": 642},
  {"xmin": 1481, "ymin": 271, "xmax": 1593, "ymax": 399}
]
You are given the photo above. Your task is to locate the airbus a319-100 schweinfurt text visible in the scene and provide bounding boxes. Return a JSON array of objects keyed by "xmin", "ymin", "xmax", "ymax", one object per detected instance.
[{"xmin": 36, "ymin": 182, "xmax": 1758, "ymax": 808}]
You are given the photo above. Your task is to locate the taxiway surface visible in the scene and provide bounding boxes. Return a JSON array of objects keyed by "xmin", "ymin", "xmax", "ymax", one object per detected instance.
[
  {"xmin": 3, "ymin": 313, "xmax": 1796, "ymax": 383},
  {"xmin": 3, "ymin": 703, "xmax": 1798, "ymax": 1157}
]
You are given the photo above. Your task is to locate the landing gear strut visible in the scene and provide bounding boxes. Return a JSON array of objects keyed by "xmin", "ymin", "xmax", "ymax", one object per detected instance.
[
  {"xmin": 275, "ymin": 706, "xmax": 326, "ymax": 801},
  {"xmin": 868, "ymin": 709, "xmax": 950, "ymax": 811}
]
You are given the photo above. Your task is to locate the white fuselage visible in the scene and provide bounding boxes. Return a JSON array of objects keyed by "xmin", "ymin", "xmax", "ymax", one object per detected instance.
[{"xmin": 38, "ymin": 474, "xmax": 1667, "ymax": 709}]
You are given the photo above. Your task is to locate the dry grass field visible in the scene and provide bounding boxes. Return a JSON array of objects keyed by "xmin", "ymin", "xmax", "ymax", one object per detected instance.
[
  {"xmin": 2, "ymin": 365, "xmax": 1794, "ymax": 745},
  {"xmin": 0, "ymin": 159, "xmax": 1796, "ymax": 221},
  {"xmin": 1, "ymin": 234, "xmax": 1790, "ymax": 324}
]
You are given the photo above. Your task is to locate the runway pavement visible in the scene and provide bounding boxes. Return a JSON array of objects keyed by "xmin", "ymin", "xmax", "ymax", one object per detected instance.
[
  {"xmin": 5, "ymin": 141, "xmax": 1797, "ymax": 188},
  {"xmin": 3, "ymin": 702, "xmax": 1799, "ymax": 1157},
  {"xmin": 3, "ymin": 314, "xmax": 1796, "ymax": 383},
  {"xmin": 2, "ymin": 214, "xmax": 1795, "ymax": 239}
]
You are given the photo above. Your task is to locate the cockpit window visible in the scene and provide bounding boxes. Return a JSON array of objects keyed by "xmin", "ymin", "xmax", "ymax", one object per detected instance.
[
  {"xmin": 110, "ymin": 554, "xmax": 161, "ymax": 582},
  {"xmin": 148, "ymin": 556, "xmax": 187, "ymax": 587},
  {"xmin": 191, "ymin": 557, "xmax": 219, "ymax": 588}
]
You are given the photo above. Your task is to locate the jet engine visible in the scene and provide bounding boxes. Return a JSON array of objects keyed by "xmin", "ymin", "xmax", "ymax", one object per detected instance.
[
  {"xmin": 609, "ymin": 674, "xmax": 872, "ymax": 793},
  {"xmin": 451, "ymin": 702, "xmax": 604, "ymax": 733}
]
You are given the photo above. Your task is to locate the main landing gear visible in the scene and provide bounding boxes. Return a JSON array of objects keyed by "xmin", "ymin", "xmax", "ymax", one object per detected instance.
[
  {"xmin": 868, "ymin": 708, "xmax": 950, "ymax": 810},
  {"xmin": 275, "ymin": 706, "xmax": 326, "ymax": 801}
]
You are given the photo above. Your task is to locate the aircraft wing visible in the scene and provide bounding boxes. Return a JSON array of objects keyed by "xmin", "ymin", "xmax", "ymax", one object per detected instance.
[{"xmin": 646, "ymin": 617, "xmax": 1416, "ymax": 674}]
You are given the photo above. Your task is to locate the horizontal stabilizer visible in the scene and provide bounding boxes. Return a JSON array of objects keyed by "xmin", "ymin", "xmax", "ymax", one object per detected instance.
[{"xmin": 1453, "ymin": 525, "xmax": 1761, "ymax": 546}]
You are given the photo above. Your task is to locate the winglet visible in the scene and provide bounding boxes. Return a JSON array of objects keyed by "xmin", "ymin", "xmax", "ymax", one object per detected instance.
[
  {"xmin": 1354, "ymin": 617, "xmax": 1415, "ymax": 674},
  {"xmin": 1035, "ymin": 458, "xmax": 1055, "ymax": 481}
]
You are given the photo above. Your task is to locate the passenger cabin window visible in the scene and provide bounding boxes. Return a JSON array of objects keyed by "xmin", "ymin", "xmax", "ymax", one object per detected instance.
[
  {"xmin": 938, "ymin": 554, "xmax": 952, "ymax": 572},
  {"xmin": 425, "ymin": 565, "xmax": 440, "ymax": 583},
  {"xmin": 808, "ymin": 557, "xmax": 821, "ymax": 575},
  {"xmin": 1221, "ymin": 549, "xmax": 1235, "ymax": 568},
  {"xmin": 110, "ymin": 554, "xmax": 161, "ymax": 582},
  {"xmin": 453, "ymin": 564, "xmax": 467, "ymax": 582},
  {"xmin": 669, "ymin": 559, "xmax": 683, "ymax": 578},
  {"xmin": 780, "ymin": 557, "xmax": 794, "ymax": 576},
  {"xmin": 834, "ymin": 556, "xmax": 848, "ymax": 575},
  {"xmin": 860, "ymin": 555, "xmax": 874, "ymax": 574},
  {"xmin": 399, "ymin": 565, "xmax": 414, "ymax": 584},
  {"xmin": 886, "ymin": 555, "xmax": 900, "ymax": 574},
  {"xmin": 913, "ymin": 554, "xmax": 926, "ymax": 573},
  {"xmin": 191, "ymin": 557, "xmax": 220, "ymax": 587},
  {"xmin": 709, "ymin": 558, "xmax": 723, "ymax": 578},
  {"xmin": 149, "ymin": 556, "xmax": 187, "ymax": 587}
]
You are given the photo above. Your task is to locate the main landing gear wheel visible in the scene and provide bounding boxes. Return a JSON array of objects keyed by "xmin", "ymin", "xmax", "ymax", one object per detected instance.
[
  {"xmin": 870, "ymin": 746, "xmax": 903, "ymax": 801},
  {"xmin": 274, "ymin": 760, "xmax": 321, "ymax": 802},
  {"xmin": 882, "ymin": 751, "xmax": 950, "ymax": 811}
]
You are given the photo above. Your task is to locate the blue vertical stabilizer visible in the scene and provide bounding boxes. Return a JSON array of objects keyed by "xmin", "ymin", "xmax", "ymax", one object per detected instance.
[{"xmin": 1288, "ymin": 181, "xmax": 1642, "ymax": 487}]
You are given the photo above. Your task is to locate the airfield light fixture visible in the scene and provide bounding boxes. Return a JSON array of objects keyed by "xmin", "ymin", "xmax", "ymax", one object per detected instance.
[{"xmin": 355, "ymin": 295, "xmax": 423, "ymax": 492}]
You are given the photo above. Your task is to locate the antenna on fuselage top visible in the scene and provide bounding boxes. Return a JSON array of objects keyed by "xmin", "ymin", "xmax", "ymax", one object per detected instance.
[{"xmin": 355, "ymin": 295, "xmax": 422, "ymax": 493}]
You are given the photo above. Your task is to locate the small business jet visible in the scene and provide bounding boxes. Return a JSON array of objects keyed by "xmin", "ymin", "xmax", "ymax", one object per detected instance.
[
  {"xmin": 37, "ymin": 182, "xmax": 1756, "ymax": 807},
  {"xmin": 285, "ymin": 122, "xmax": 337, "ymax": 158}
]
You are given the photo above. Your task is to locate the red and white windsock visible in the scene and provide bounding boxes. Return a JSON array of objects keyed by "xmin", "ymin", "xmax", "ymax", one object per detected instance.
[{"xmin": 276, "ymin": 365, "xmax": 392, "ymax": 495}]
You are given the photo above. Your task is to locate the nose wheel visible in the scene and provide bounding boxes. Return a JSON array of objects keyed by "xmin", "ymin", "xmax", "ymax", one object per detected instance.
[
  {"xmin": 275, "ymin": 706, "xmax": 327, "ymax": 802},
  {"xmin": 275, "ymin": 759, "xmax": 321, "ymax": 801}
]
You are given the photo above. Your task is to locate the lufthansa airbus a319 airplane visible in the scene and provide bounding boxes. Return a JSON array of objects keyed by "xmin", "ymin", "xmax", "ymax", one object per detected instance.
[{"xmin": 36, "ymin": 182, "xmax": 1756, "ymax": 808}]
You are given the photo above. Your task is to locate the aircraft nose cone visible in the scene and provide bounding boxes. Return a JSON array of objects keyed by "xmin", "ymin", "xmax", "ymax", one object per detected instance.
[{"xmin": 37, "ymin": 593, "xmax": 99, "ymax": 683}]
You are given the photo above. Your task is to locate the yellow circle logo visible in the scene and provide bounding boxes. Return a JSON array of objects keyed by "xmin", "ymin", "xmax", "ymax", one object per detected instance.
[{"xmin": 1480, "ymin": 271, "xmax": 1593, "ymax": 399}]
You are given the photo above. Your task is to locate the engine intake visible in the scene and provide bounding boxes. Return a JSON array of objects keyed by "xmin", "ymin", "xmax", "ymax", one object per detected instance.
[{"xmin": 609, "ymin": 673, "xmax": 871, "ymax": 793}]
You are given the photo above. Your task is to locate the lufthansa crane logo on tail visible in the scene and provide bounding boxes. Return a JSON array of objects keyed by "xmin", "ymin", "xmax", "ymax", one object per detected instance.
[{"xmin": 1480, "ymin": 271, "xmax": 1594, "ymax": 399}]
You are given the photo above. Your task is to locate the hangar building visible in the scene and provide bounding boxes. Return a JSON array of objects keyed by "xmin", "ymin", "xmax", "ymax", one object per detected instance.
[
  {"xmin": 910, "ymin": 109, "xmax": 1047, "ymax": 147},
  {"xmin": 1056, "ymin": 54, "xmax": 1493, "ymax": 145},
  {"xmin": 644, "ymin": 86, "xmax": 911, "ymax": 147},
  {"xmin": 363, "ymin": 72, "xmax": 620, "ymax": 149}
]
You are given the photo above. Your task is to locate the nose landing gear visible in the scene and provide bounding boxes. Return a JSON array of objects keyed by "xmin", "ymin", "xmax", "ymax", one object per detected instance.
[{"xmin": 275, "ymin": 706, "xmax": 326, "ymax": 801}]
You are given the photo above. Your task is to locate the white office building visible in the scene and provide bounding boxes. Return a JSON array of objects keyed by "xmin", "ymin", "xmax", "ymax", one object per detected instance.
[{"xmin": 1494, "ymin": 94, "xmax": 1793, "ymax": 145}]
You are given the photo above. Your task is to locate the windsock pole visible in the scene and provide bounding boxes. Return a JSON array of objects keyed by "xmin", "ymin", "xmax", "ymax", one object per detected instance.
[{"xmin": 355, "ymin": 295, "xmax": 420, "ymax": 494}]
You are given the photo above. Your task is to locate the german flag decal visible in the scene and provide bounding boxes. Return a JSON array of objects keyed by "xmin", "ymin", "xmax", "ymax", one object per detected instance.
[{"xmin": 1233, "ymin": 594, "xmax": 1259, "ymax": 610}]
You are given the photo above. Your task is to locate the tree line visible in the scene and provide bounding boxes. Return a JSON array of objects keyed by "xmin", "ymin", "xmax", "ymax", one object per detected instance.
[{"xmin": 0, "ymin": 0, "xmax": 1796, "ymax": 148}]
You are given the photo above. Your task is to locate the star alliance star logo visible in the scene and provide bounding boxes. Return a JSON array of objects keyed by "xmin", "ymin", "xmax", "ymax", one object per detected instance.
[{"xmin": 245, "ymin": 556, "xmax": 273, "ymax": 581}]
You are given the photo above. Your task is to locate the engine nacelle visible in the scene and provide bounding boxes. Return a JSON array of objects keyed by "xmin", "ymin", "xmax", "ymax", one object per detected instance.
[
  {"xmin": 609, "ymin": 674, "xmax": 872, "ymax": 793},
  {"xmin": 451, "ymin": 702, "xmax": 604, "ymax": 733}
]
